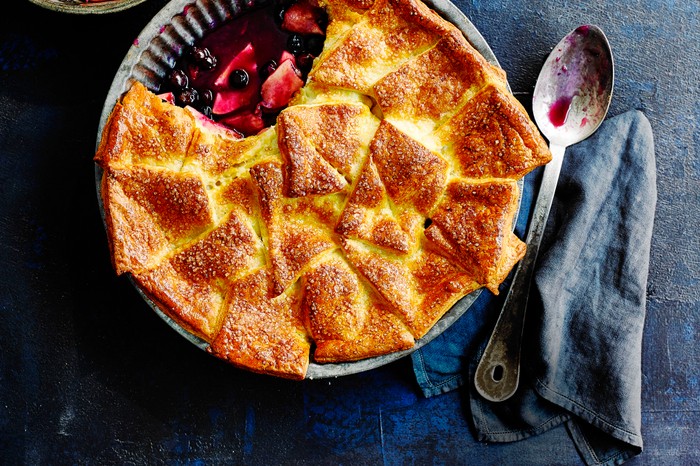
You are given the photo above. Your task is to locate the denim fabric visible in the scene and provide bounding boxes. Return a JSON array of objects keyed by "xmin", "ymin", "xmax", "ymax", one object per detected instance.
[{"xmin": 412, "ymin": 111, "xmax": 656, "ymax": 466}]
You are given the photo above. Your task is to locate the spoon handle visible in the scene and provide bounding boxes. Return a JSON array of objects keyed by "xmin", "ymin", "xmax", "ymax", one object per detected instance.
[{"xmin": 474, "ymin": 143, "xmax": 565, "ymax": 402}]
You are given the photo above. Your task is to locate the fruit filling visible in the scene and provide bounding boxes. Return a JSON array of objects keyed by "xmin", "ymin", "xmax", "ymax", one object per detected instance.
[{"xmin": 160, "ymin": 1, "xmax": 328, "ymax": 137}]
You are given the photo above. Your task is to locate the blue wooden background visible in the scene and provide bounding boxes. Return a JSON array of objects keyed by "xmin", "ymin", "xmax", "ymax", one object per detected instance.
[{"xmin": 0, "ymin": 0, "xmax": 697, "ymax": 464}]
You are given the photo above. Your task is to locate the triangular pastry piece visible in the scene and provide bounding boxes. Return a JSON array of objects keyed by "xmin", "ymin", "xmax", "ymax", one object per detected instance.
[
  {"xmin": 95, "ymin": 82, "xmax": 194, "ymax": 170},
  {"xmin": 278, "ymin": 127, "xmax": 347, "ymax": 198},
  {"xmin": 184, "ymin": 110, "xmax": 277, "ymax": 177},
  {"xmin": 250, "ymin": 161, "xmax": 339, "ymax": 296},
  {"xmin": 374, "ymin": 29, "xmax": 507, "ymax": 134},
  {"xmin": 209, "ymin": 269, "xmax": 310, "ymax": 380},
  {"xmin": 318, "ymin": 0, "xmax": 376, "ymax": 48},
  {"xmin": 341, "ymin": 237, "xmax": 478, "ymax": 338},
  {"xmin": 370, "ymin": 120, "xmax": 448, "ymax": 215},
  {"xmin": 133, "ymin": 207, "xmax": 265, "ymax": 340},
  {"xmin": 100, "ymin": 169, "xmax": 170, "ymax": 276},
  {"xmin": 310, "ymin": 0, "xmax": 447, "ymax": 93},
  {"xmin": 424, "ymin": 178, "xmax": 526, "ymax": 294},
  {"xmin": 301, "ymin": 251, "xmax": 414, "ymax": 362},
  {"xmin": 101, "ymin": 165, "xmax": 215, "ymax": 275},
  {"xmin": 336, "ymin": 156, "xmax": 412, "ymax": 253},
  {"xmin": 337, "ymin": 121, "xmax": 448, "ymax": 253},
  {"xmin": 277, "ymin": 102, "xmax": 379, "ymax": 197},
  {"xmin": 435, "ymin": 84, "xmax": 552, "ymax": 179}
]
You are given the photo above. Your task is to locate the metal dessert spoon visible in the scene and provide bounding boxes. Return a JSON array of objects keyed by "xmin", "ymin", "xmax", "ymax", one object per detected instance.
[{"xmin": 474, "ymin": 25, "xmax": 614, "ymax": 402}]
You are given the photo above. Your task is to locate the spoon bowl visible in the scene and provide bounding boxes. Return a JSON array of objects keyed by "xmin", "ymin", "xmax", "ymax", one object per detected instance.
[
  {"xmin": 533, "ymin": 25, "xmax": 614, "ymax": 147},
  {"xmin": 474, "ymin": 25, "xmax": 614, "ymax": 402}
]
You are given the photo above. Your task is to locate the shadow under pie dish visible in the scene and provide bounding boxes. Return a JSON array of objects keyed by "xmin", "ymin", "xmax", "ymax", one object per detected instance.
[{"xmin": 94, "ymin": 0, "xmax": 551, "ymax": 380}]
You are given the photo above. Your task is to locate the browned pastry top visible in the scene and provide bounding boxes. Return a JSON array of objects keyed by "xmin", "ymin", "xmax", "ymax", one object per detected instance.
[{"xmin": 95, "ymin": 0, "xmax": 551, "ymax": 379}]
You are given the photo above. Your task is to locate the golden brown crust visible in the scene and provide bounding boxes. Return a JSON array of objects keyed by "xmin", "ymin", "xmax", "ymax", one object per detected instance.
[
  {"xmin": 101, "ymin": 170, "xmax": 171, "ymax": 275},
  {"xmin": 134, "ymin": 185, "xmax": 264, "ymax": 341},
  {"xmin": 301, "ymin": 250, "xmax": 413, "ymax": 362},
  {"xmin": 340, "ymin": 237, "xmax": 417, "ymax": 327},
  {"xmin": 303, "ymin": 255, "xmax": 365, "ymax": 342},
  {"xmin": 310, "ymin": 0, "xmax": 448, "ymax": 93},
  {"xmin": 370, "ymin": 121, "xmax": 448, "ymax": 215},
  {"xmin": 107, "ymin": 166, "xmax": 214, "ymax": 245},
  {"xmin": 424, "ymin": 178, "xmax": 525, "ymax": 294},
  {"xmin": 340, "ymin": 237, "xmax": 479, "ymax": 338},
  {"xmin": 95, "ymin": 82, "xmax": 194, "ymax": 169},
  {"xmin": 208, "ymin": 270, "xmax": 310, "ymax": 380},
  {"xmin": 436, "ymin": 85, "xmax": 552, "ymax": 179},
  {"xmin": 279, "ymin": 102, "xmax": 376, "ymax": 182},
  {"xmin": 374, "ymin": 29, "xmax": 506, "ymax": 128},
  {"xmin": 313, "ymin": 302, "xmax": 415, "ymax": 362},
  {"xmin": 96, "ymin": 0, "xmax": 552, "ymax": 378},
  {"xmin": 277, "ymin": 107, "xmax": 349, "ymax": 197},
  {"xmin": 250, "ymin": 161, "xmax": 338, "ymax": 296},
  {"xmin": 134, "ymin": 261, "xmax": 225, "ymax": 341},
  {"xmin": 335, "ymin": 156, "xmax": 412, "ymax": 253},
  {"xmin": 184, "ymin": 109, "xmax": 274, "ymax": 176}
]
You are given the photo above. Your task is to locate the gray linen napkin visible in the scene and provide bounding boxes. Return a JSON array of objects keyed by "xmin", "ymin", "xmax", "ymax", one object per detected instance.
[{"xmin": 412, "ymin": 110, "xmax": 656, "ymax": 465}]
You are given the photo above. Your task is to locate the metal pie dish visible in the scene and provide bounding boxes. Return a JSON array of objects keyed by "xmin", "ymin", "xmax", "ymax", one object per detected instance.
[
  {"xmin": 95, "ymin": 0, "xmax": 515, "ymax": 379},
  {"xmin": 27, "ymin": 0, "xmax": 149, "ymax": 14}
]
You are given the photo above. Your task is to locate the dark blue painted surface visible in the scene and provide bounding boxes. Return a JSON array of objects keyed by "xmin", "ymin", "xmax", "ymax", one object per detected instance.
[{"xmin": 0, "ymin": 0, "xmax": 697, "ymax": 464}]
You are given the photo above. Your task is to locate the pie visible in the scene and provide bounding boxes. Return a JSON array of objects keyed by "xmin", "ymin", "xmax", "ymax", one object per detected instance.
[{"xmin": 94, "ymin": 0, "xmax": 551, "ymax": 379}]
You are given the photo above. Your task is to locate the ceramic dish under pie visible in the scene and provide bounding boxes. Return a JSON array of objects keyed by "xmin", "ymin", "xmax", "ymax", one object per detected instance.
[{"xmin": 95, "ymin": 0, "xmax": 551, "ymax": 379}]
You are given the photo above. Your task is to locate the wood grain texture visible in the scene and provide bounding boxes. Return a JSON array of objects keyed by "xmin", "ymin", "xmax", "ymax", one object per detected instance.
[{"xmin": 0, "ymin": 0, "xmax": 697, "ymax": 464}]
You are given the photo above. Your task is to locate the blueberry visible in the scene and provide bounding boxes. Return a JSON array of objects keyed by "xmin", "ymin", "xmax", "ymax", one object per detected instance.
[
  {"xmin": 296, "ymin": 53, "xmax": 314, "ymax": 73},
  {"xmin": 200, "ymin": 54, "xmax": 218, "ymax": 70},
  {"xmin": 200, "ymin": 88, "xmax": 214, "ymax": 106},
  {"xmin": 230, "ymin": 69, "xmax": 250, "ymax": 88},
  {"xmin": 287, "ymin": 34, "xmax": 305, "ymax": 54},
  {"xmin": 306, "ymin": 35, "xmax": 325, "ymax": 56},
  {"xmin": 201, "ymin": 106, "xmax": 213, "ymax": 119},
  {"xmin": 259, "ymin": 60, "xmax": 278, "ymax": 80},
  {"xmin": 190, "ymin": 46, "xmax": 210, "ymax": 61},
  {"xmin": 177, "ymin": 87, "xmax": 199, "ymax": 106},
  {"xmin": 168, "ymin": 69, "xmax": 189, "ymax": 89},
  {"xmin": 188, "ymin": 46, "xmax": 217, "ymax": 70}
]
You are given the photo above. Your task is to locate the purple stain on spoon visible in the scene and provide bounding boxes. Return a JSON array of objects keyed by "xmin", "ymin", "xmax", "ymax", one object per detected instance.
[
  {"xmin": 576, "ymin": 25, "xmax": 591, "ymax": 36},
  {"xmin": 536, "ymin": 25, "xmax": 613, "ymax": 132},
  {"xmin": 548, "ymin": 95, "xmax": 573, "ymax": 127}
]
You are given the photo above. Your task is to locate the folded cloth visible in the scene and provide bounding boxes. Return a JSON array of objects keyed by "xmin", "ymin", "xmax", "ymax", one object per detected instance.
[{"xmin": 411, "ymin": 110, "xmax": 656, "ymax": 466}]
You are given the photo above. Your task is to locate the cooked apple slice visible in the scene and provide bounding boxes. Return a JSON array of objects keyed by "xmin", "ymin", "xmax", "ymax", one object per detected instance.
[
  {"xmin": 186, "ymin": 106, "xmax": 244, "ymax": 139},
  {"xmin": 156, "ymin": 92, "xmax": 175, "ymax": 105},
  {"xmin": 260, "ymin": 59, "xmax": 304, "ymax": 110},
  {"xmin": 280, "ymin": 50, "xmax": 296, "ymax": 67},
  {"xmin": 218, "ymin": 105, "xmax": 266, "ymax": 136},
  {"xmin": 213, "ymin": 43, "xmax": 258, "ymax": 90},
  {"xmin": 210, "ymin": 43, "xmax": 262, "ymax": 115},
  {"xmin": 213, "ymin": 89, "xmax": 257, "ymax": 115},
  {"xmin": 282, "ymin": 1, "xmax": 325, "ymax": 35}
]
